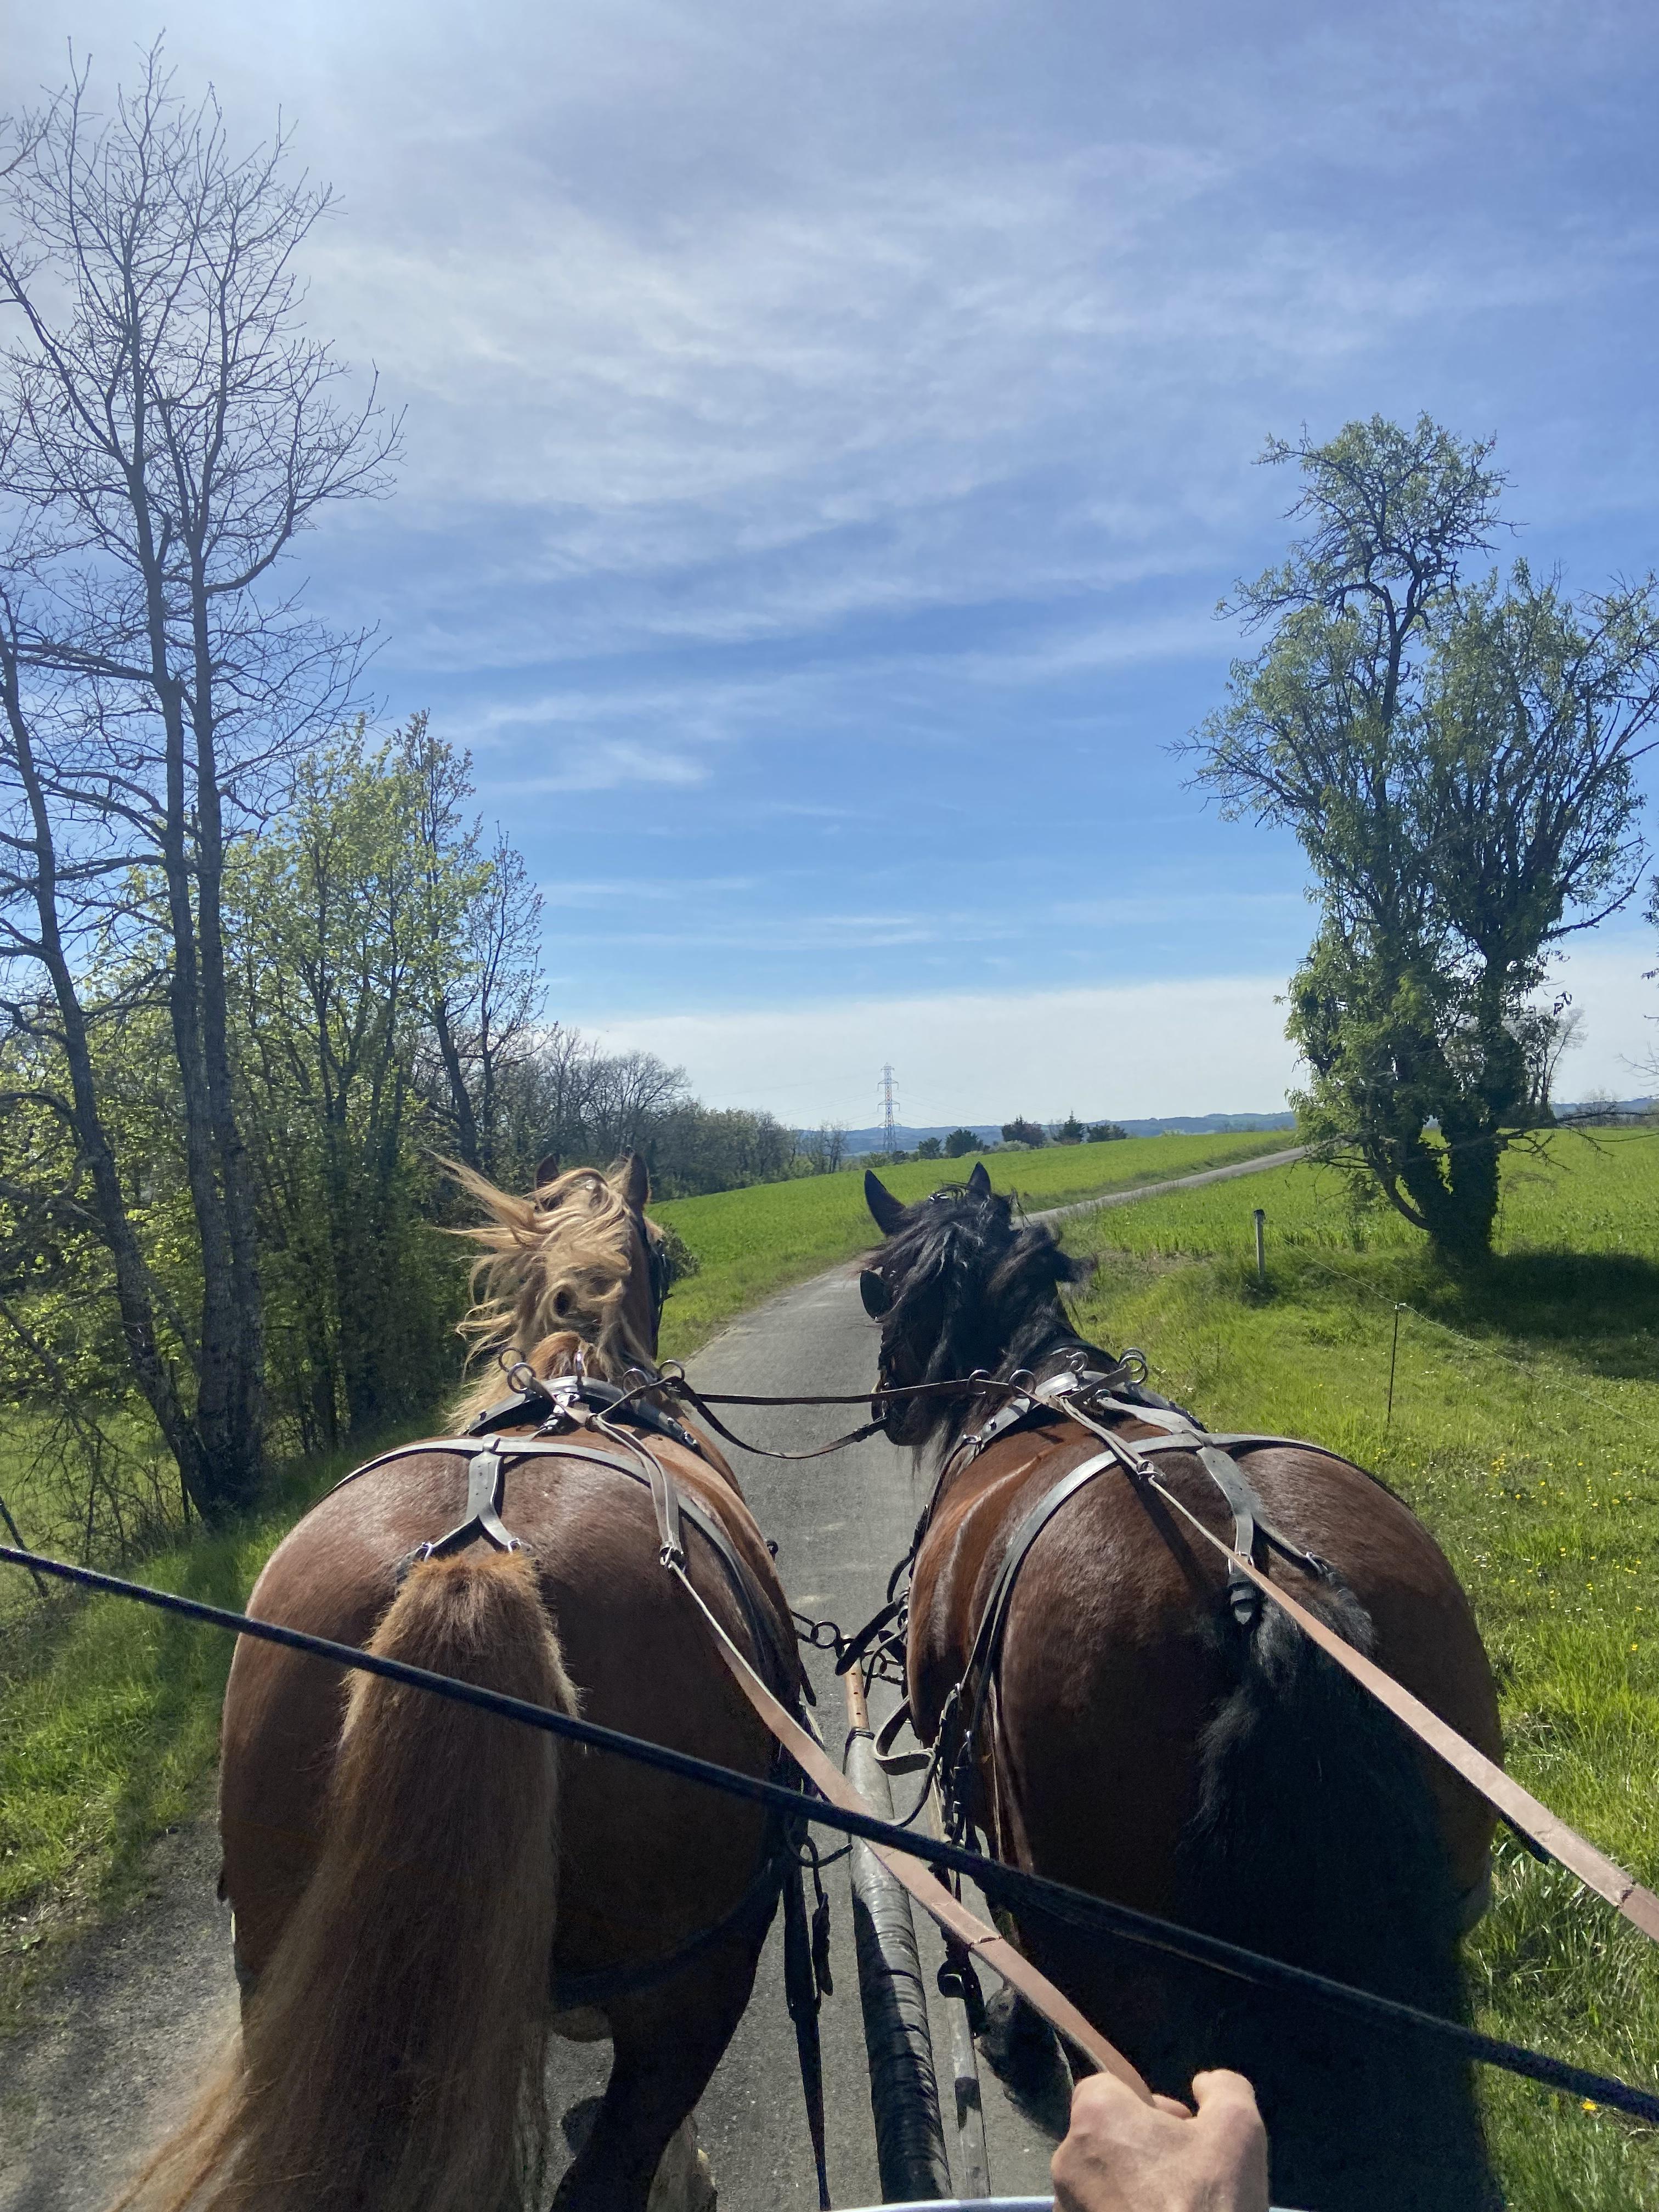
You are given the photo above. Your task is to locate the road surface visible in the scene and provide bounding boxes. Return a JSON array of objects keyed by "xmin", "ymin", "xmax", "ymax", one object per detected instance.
[{"xmin": 0, "ymin": 1145, "xmax": 1299, "ymax": 2209}]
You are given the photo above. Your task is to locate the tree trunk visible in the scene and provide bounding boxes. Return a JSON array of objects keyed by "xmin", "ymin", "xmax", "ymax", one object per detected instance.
[
  {"xmin": 431, "ymin": 995, "xmax": 480, "ymax": 1167},
  {"xmin": 0, "ymin": 665, "xmax": 219, "ymax": 1513},
  {"xmin": 190, "ymin": 577, "xmax": 266, "ymax": 1493}
]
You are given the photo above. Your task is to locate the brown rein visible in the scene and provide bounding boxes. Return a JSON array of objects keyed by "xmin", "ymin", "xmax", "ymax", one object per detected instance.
[
  {"xmin": 637, "ymin": 1358, "xmax": 1659, "ymax": 1956},
  {"xmin": 1040, "ymin": 1390, "xmax": 1659, "ymax": 1950}
]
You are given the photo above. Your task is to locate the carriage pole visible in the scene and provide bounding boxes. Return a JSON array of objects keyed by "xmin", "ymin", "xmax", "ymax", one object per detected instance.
[
  {"xmin": 844, "ymin": 1671, "xmax": 955, "ymax": 2201},
  {"xmin": 926, "ymin": 1781, "xmax": 994, "ymax": 2200}
]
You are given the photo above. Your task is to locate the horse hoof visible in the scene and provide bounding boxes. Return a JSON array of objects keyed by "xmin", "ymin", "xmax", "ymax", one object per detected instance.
[
  {"xmin": 648, "ymin": 2119, "xmax": 717, "ymax": 2212},
  {"xmin": 979, "ymin": 1983, "xmax": 1060, "ymax": 2090}
]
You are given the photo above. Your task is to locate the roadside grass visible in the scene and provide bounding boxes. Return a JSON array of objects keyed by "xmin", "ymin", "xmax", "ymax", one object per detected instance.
[
  {"xmin": 654, "ymin": 1128, "xmax": 1293, "ymax": 1359},
  {"xmin": 1061, "ymin": 1127, "xmax": 1659, "ymax": 2209},
  {"xmin": 0, "ymin": 1419, "xmax": 432, "ymax": 2040},
  {"xmin": 0, "ymin": 1408, "xmax": 185, "ymax": 1643}
]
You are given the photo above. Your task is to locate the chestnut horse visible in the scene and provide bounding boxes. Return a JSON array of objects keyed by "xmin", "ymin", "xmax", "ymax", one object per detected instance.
[
  {"xmin": 122, "ymin": 1157, "xmax": 798, "ymax": 2212},
  {"xmin": 861, "ymin": 1163, "xmax": 1504, "ymax": 2212}
]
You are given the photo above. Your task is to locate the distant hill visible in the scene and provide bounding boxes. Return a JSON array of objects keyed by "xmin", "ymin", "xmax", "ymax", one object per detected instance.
[{"xmin": 827, "ymin": 1113, "xmax": 1296, "ymax": 1156}]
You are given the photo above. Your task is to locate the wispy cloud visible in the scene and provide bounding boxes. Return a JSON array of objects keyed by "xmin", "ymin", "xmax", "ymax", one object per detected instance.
[{"xmin": 14, "ymin": 0, "xmax": 1656, "ymax": 1095}]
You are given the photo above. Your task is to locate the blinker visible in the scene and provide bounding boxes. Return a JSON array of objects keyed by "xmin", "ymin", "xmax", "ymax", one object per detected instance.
[{"xmin": 859, "ymin": 1270, "xmax": 893, "ymax": 1318}]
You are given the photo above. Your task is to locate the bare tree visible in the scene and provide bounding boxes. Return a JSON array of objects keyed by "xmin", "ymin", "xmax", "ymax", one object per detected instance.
[
  {"xmin": 804, "ymin": 1121, "xmax": 847, "ymax": 1173},
  {"xmin": 409, "ymin": 716, "xmax": 544, "ymax": 1179},
  {"xmin": 0, "ymin": 51, "xmax": 396, "ymax": 1514}
]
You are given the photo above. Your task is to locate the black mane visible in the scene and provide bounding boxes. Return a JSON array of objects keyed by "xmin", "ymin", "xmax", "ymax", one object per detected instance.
[{"xmin": 867, "ymin": 1180, "xmax": 1091, "ymax": 1453}]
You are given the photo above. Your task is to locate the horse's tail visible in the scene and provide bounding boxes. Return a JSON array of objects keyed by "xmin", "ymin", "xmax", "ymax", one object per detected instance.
[
  {"xmin": 122, "ymin": 1552, "xmax": 576, "ymax": 2212},
  {"xmin": 1176, "ymin": 1584, "xmax": 1497, "ymax": 2212}
]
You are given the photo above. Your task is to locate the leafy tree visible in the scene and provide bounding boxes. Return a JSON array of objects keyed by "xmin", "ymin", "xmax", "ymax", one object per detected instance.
[
  {"xmin": 232, "ymin": 720, "xmax": 480, "ymax": 1442},
  {"xmin": 1054, "ymin": 1113, "xmax": 1086, "ymax": 1144},
  {"xmin": 1087, "ymin": 1121, "xmax": 1128, "ymax": 1142},
  {"xmin": 944, "ymin": 1127, "xmax": 980, "ymax": 1158},
  {"xmin": 1193, "ymin": 416, "xmax": 1659, "ymax": 1264},
  {"xmin": 1001, "ymin": 1116, "xmax": 1046, "ymax": 1148},
  {"xmin": 915, "ymin": 1136, "xmax": 942, "ymax": 1159}
]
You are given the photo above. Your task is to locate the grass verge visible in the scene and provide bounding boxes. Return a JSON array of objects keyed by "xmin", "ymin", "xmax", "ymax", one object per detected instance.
[
  {"xmin": 654, "ymin": 1128, "xmax": 1293, "ymax": 1359},
  {"xmin": 1060, "ymin": 1128, "xmax": 1659, "ymax": 2210},
  {"xmin": 0, "ymin": 1419, "xmax": 432, "ymax": 2041}
]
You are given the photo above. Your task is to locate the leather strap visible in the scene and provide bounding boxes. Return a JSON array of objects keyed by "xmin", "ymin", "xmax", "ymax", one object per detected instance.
[
  {"xmin": 951, "ymin": 1449, "xmax": 1122, "ymax": 1808},
  {"xmin": 402, "ymin": 1439, "xmax": 523, "ymax": 1571},
  {"xmin": 336, "ymin": 1434, "xmax": 799, "ymax": 1705},
  {"xmin": 782, "ymin": 1847, "xmax": 832, "ymax": 2208},
  {"xmin": 461, "ymin": 1375, "xmax": 708, "ymax": 1458},
  {"xmin": 1144, "ymin": 1474, "xmax": 1659, "ymax": 1948},
  {"xmin": 1042, "ymin": 1396, "xmax": 1659, "ymax": 1952},
  {"xmin": 665, "ymin": 1554, "xmax": 1155, "ymax": 2101}
]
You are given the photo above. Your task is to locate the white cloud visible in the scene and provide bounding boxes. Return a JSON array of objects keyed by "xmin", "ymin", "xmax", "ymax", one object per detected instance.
[
  {"xmin": 585, "ymin": 973, "xmax": 1306, "ymax": 1122},
  {"xmin": 578, "ymin": 933, "xmax": 1659, "ymax": 1123}
]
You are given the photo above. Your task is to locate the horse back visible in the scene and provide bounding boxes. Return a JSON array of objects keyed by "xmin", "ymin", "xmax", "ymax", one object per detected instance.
[
  {"xmin": 907, "ymin": 1422, "xmax": 1500, "ymax": 1913},
  {"xmin": 220, "ymin": 1437, "xmax": 792, "ymax": 1984}
]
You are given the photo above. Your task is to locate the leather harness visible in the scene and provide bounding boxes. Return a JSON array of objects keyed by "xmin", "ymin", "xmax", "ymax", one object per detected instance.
[
  {"xmin": 248, "ymin": 1375, "xmax": 817, "ymax": 2019},
  {"xmin": 865, "ymin": 1345, "xmax": 1344, "ymax": 1812}
]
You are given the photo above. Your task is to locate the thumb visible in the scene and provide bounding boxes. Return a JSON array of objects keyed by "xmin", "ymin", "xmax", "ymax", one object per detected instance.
[{"xmin": 1190, "ymin": 2069, "xmax": 1261, "ymax": 2119}]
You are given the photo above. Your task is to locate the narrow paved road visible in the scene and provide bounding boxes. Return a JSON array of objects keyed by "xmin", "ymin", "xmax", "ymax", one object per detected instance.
[{"xmin": 1, "ymin": 1144, "xmax": 1299, "ymax": 2210}]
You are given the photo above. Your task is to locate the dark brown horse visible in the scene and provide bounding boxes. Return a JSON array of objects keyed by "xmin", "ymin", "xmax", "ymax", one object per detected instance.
[
  {"xmin": 122, "ymin": 1157, "xmax": 797, "ymax": 2212},
  {"xmin": 861, "ymin": 1163, "xmax": 1504, "ymax": 2212}
]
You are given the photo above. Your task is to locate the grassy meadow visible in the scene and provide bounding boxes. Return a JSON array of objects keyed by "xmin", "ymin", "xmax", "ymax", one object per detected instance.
[
  {"xmin": 1060, "ymin": 1127, "xmax": 1659, "ymax": 2210},
  {"xmin": 653, "ymin": 1127, "xmax": 1294, "ymax": 1357}
]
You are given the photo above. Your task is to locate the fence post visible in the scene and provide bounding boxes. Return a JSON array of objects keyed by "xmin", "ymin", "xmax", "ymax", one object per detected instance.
[
  {"xmin": 1252, "ymin": 1209, "xmax": 1266, "ymax": 1285},
  {"xmin": 1386, "ymin": 1304, "xmax": 1406, "ymax": 1426}
]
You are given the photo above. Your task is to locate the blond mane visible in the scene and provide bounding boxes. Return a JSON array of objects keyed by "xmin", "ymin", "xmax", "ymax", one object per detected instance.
[{"xmin": 445, "ymin": 1159, "xmax": 658, "ymax": 1425}]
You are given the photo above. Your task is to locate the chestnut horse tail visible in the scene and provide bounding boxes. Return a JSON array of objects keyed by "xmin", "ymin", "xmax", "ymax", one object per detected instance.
[
  {"xmin": 122, "ymin": 1552, "xmax": 576, "ymax": 2212},
  {"xmin": 1176, "ymin": 1585, "xmax": 1498, "ymax": 2212}
]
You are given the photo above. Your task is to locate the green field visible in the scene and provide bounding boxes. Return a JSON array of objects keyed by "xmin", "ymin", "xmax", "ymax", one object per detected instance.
[
  {"xmin": 654, "ymin": 1128, "xmax": 1294, "ymax": 1357},
  {"xmin": 1060, "ymin": 1127, "xmax": 1659, "ymax": 2209}
]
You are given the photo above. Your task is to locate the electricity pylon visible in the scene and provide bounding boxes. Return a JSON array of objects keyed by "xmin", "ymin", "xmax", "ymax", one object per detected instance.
[{"xmin": 878, "ymin": 1064, "xmax": 899, "ymax": 1156}]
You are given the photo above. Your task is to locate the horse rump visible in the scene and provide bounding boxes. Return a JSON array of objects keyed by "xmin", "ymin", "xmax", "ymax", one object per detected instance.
[
  {"xmin": 116, "ymin": 1551, "xmax": 577, "ymax": 2212},
  {"xmin": 1173, "ymin": 1583, "xmax": 1498, "ymax": 2212}
]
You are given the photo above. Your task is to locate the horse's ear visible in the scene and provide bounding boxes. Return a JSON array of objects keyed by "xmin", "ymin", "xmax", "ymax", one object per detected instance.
[
  {"xmin": 859, "ymin": 1269, "xmax": 894, "ymax": 1318},
  {"xmin": 612, "ymin": 1151, "xmax": 650, "ymax": 1211},
  {"xmin": 865, "ymin": 1169, "xmax": 906, "ymax": 1236},
  {"xmin": 967, "ymin": 1160, "xmax": 992, "ymax": 1198},
  {"xmin": 534, "ymin": 1153, "xmax": 560, "ymax": 1192}
]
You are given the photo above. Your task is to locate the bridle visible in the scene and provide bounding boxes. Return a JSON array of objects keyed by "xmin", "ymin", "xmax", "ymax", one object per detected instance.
[{"xmin": 644, "ymin": 1217, "xmax": 673, "ymax": 1328}]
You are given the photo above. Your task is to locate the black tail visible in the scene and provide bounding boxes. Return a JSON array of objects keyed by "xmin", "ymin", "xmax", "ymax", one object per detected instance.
[{"xmin": 1174, "ymin": 1587, "xmax": 1499, "ymax": 2212}]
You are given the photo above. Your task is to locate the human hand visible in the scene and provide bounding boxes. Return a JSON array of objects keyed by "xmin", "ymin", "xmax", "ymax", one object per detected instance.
[{"xmin": 1051, "ymin": 2067, "xmax": 1269, "ymax": 2212}]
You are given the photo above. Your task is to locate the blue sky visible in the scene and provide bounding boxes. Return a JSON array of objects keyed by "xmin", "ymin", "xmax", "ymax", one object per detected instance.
[{"xmin": 10, "ymin": 1, "xmax": 1659, "ymax": 1121}]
